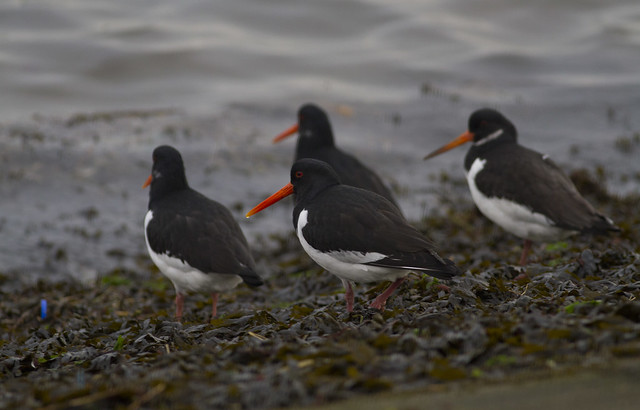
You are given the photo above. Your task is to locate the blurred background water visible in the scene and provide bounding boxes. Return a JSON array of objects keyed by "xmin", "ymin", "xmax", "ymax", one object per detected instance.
[{"xmin": 1, "ymin": 0, "xmax": 639, "ymax": 285}]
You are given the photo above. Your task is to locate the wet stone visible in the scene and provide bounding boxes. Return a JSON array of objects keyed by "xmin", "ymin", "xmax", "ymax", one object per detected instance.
[{"xmin": 616, "ymin": 302, "xmax": 640, "ymax": 323}]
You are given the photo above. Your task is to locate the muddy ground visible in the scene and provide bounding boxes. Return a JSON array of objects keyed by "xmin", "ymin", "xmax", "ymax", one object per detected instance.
[{"xmin": 1, "ymin": 149, "xmax": 639, "ymax": 408}]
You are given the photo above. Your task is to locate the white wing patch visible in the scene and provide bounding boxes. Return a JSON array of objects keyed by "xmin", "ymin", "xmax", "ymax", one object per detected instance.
[
  {"xmin": 296, "ymin": 209, "xmax": 408, "ymax": 283},
  {"xmin": 144, "ymin": 210, "xmax": 242, "ymax": 293},
  {"xmin": 466, "ymin": 158, "xmax": 573, "ymax": 242}
]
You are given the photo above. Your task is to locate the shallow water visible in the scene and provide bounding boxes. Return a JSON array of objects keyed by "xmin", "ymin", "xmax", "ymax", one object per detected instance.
[{"xmin": 1, "ymin": 0, "xmax": 639, "ymax": 283}]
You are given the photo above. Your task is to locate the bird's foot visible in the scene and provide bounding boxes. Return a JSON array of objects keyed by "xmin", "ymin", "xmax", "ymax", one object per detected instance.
[
  {"xmin": 433, "ymin": 283, "xmax": 451, "ymax": 292},
  {"xmin": 368, "ymin": 277, "xmax": 406, "ymax": 311},
  {"xmin": 368, "ymin": 297, "xmax": 387, "ymax": 311}
]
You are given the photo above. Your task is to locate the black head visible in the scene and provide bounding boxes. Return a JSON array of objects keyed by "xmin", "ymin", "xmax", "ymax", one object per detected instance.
[
  {"xmin": 290, "ymin": 158, "xmax": 341, "ymax": 203},
  {"xmin": 245, "ymin": 158, "xmax": 341, "ymax": 218},
  {"xmin": 468, "ymin": 108, "xmax": 518, "ymax": 145},
  {"xmin": 424, "ymin": 108, "xmax": 518, "ymax": 161},
  {"xmin": 145, "ymin": 145, "xmax": 189, "ymax": 205},
  {"xmin": 296, "ymin": 103, "xmax": 335, "ymax": 153}
]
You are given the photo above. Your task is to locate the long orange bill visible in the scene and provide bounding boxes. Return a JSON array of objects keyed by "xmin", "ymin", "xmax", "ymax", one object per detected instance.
[
  {"xmin": 142, "ymin": 174, "xmax": 153, "ymax": 188},
  {"xmin": 423, "ymin": 131, "xmax": 475, "ymax": 160},
  {"xmin": 273, "ymin": 124, "xmax": 299, "ymax": 143},
  {"xmin": 246, "ymin": 183, "xmax": 294, "ymax": 217}
]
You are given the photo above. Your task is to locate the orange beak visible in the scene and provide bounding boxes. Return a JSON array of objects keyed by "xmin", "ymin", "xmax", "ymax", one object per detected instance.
[
  {"xmin": 423, "ymin": 131, "xmax": 475, "ymax": 160},
  {"xmin": 273, "ymin": 124, "xmax": 299, "ymax": 143},
  {"xmin": 142, "ymin": 174, "xmax": 152, "ymax": 189},
  {"xmin": 246, "ymin": 183, "xmax": 294, "ymax": 217}
]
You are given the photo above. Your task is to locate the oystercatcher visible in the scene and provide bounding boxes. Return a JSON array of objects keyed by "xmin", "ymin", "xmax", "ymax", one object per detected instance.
[
  {"xmin": 246, "ymin": 158, "xmax": 460, "ymax": 312},
  {"xmin": 424, "ymin": 108, "xmax": 620, "ymax": 265},
  {"xmin": 143, "ymin": 145, "xmax": 263, "ymax": 320},
  {"xmin": 273, "ymin": 103, "xmax": 400, "ymax": 209}
]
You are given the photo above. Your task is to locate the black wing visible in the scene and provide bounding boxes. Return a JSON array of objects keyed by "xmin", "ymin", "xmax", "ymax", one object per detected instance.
[
  {"xmin": 475, "ymin": 145, "xmax": 618, "ymax": 233},
  {"xmin": 298, "ymin": 185, "xmax": 460, "ymax": 279},
  {"xmin": 147, "ymin": 190, "xmax": 262, "ymax": 286}
]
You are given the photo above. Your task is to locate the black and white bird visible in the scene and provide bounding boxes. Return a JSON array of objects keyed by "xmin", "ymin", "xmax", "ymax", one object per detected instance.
[
  {"xmin": 143, "ymin": 145, "xmax": 263, "ymax": 320},
  {"xmin": 273, "ymin": 103, "xmax": 400, "ymax": 210},
  {"xmin": 246, "ymin": 158, "xmax": 460, "ymax": 312},
  {"xmin": 424, "ymin": 108, "xmax": 620, "ymax": 265}
]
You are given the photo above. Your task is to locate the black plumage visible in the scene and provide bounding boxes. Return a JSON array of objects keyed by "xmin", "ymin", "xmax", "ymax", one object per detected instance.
[
  {"xmin": 425, "ymin": 108, "xmax": 620, "ymax": 264},
  {"xmin": 274, "ymin": 103, "xmax": 400, "ymax": 209},
  {"xmin": 144, "ymin": 145, "xmax": 262, "ymax": 320},
  {"xmin": 463, "ymin": 109, "xmax": 617, "ymax": 234},
  {"xmin": 146, "ymin": 189, "xmax": 262, "ymax": 286},
  {"xmin": 291, "ymin": 163, "xmax": 458, "ymax": 280},
  {"xmin": 247, "ymin": 158, "xmax": 460, "ymax": 312}
]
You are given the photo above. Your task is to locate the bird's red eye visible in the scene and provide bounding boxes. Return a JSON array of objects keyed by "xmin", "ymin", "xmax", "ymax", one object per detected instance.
[{"xmin": 295, "ymin": 171, "xmax": 303, "ymax": 178}]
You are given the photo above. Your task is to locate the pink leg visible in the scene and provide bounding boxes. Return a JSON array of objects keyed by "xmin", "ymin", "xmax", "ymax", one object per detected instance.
[
  {"xmin": 175, "ymin": 293, "xmax": 185, "ymax": 321},
  {"xmin": 369, "ymin": 277, "xmax": 406, "ymax": 311},
  {"xmin": 519, "ymin": 239, "xmax": 533, "ymax": 266},
  {"xmin": 211, "ymin": 293, "xmax": 219, "ymax": 318},
  {"xmin": 341, "ymin": 279, "xmax": 354, "ymax": 313}
]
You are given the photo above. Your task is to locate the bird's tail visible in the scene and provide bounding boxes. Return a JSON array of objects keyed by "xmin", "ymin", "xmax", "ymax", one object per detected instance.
[
  {"xmin": 239, "ymin": 268, "xmax": 264, "ymax": 287},
  {"xmin": 428, "ymin": 258, "xmax": 463, "ymax": 280},
  {"xmin": 585, "ymin": 213, "xmax": 621, "ymax": 235},
  {"xmin": 366, "ymin": 253, "xmax": 462, "ymax": 280}
]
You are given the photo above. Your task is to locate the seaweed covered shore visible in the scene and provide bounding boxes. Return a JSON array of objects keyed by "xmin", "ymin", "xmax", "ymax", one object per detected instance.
[{"xmin": 1, "ymin": 162, "xmax": 639, "ymax": 409}]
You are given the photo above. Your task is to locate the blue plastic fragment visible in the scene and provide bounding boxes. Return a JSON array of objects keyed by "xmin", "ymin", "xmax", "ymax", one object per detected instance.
[{"xmin": 41, "ymin": 299, "xmax": 47, "ymax": 319}]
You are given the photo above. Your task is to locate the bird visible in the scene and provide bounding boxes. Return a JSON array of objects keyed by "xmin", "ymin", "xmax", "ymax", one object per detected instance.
[
  {"xmin": 246, "ymin": 158, "xmax": 460, "ymax": 312},
  {"xmin": 424, "ymin": 108, "xmax": 620, "ymax": 265},
  {"xmin": 143, "ymin": 145, "xmax": 263, "ymax": 321},
  {"xmin": 273, "ymin": 103, "xmax": 401, "ymax": 210}
]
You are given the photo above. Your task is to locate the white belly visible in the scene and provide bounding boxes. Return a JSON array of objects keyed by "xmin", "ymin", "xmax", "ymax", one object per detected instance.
[
  {"xmin": 466, "ymin": 158, "xmax": 573, "ymax": 242},
  {"xmin": 296, "ymin": 209, "xmax": 409, "ymax": 283}
]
